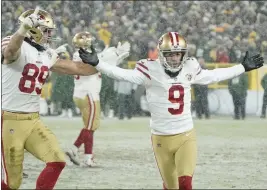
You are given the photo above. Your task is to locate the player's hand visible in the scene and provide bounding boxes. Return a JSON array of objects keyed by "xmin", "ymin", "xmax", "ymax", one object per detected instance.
[
  {"xmin": 241, "ymin": 51, "xmax": 264, "ymax": 72},
  {"xmin": 18, "ymin": 7, "xmax": 45, "ymax": 36},
  {"xmin": 22, "ymin": 7, "xmax": 45, "ymax": 30},
  {"xmin": 116, "ymin": 41, "xmax": 131, "ymax": 64},
  {"xmin": 79, "ymin": 46, "xmax": 99, "ymax": 66},
  {"xmin": 55, "ymin": 44, "xmax": 68, "ymax": 54}
]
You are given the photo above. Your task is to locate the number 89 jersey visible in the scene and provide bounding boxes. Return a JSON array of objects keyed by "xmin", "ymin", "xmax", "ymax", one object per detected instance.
[
  {"xmin": 136, "ymin": 59, "xmax": 196, "ymax": 135},
  {"xmin": 1, "ymin": 36, "xmax": 57, "ymax": 113}
]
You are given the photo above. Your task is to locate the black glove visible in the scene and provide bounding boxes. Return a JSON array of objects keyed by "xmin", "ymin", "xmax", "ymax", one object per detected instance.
[
  {"xmin": 241, "ymin": 51, "xmax": 264, "ymax": 72},
  {"xmin": 78, "ymin": 46, "xmax": 99, "ymax": 66}
]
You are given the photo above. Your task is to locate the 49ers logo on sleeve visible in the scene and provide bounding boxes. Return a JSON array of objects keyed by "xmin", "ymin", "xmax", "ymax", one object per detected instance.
[{"xmin": 19, "ymin": 63, "xmax": 49, "ymax": 94}]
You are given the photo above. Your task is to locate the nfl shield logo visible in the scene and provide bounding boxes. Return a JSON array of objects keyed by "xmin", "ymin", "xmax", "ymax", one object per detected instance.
[{"xmin": 186, "ymin": 74, "xmax": 192, "ymax": 81}]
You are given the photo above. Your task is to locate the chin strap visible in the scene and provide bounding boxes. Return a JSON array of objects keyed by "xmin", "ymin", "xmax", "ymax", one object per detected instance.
[
  {"xmin": 164, "ymin": 69, "xmax": 180, "ymax": 78},
  {"xmin": 24, "ymin": 37, "xmax": 46, "ymax": 52}
]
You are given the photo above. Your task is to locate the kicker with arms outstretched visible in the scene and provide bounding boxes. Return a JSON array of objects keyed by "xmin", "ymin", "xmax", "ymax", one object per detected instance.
[{"xmin": 78, "ymin": 32, "xmax": 264, "ymax": 190}]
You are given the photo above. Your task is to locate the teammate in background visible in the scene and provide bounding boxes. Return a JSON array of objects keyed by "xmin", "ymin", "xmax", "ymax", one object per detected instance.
[
  {"xmin": 1, "ymin": 8, "xmax": 97, "ymax": 190},
  {"xmin": 65, "ymin": 32, "xmax": 130, "ymax": 167},
  {"xmin": 78, "ymin": 32, "xmax": 264, "ymax": 190}
]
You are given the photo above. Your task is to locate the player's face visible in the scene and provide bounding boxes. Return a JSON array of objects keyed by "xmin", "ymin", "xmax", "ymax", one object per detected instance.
[
  {"xmin": 40, "ymin": 27, "xmax": 56, "ymax": 45},
  {"xmin": 163, "ymin": 52, "xmax": 183, "ymax": 68}
]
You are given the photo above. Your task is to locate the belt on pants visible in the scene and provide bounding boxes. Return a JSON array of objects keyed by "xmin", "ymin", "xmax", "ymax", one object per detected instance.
[{"xmin": 1, "ymin": 111, "xmax": 40, "ymax": 120}]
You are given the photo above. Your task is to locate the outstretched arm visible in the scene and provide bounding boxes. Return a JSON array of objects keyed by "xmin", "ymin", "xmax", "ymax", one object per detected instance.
[
  {"xmin": 50, "ymin": 59, "xmax": 98, "ymax": 76},
  {"xmin": 95, "ymin": 61, "xmax": 148, "ymax": 85},
  {"xmin": 193, "ymin": 64, "xmax": 245, "ymax": 85},
  {"xmin": 193, "ymin": 51, "xmax": 264, "ymax": 85},
  {"xmin": 78, "ymin": 46, "xmax": 148, "ymax": 85}
]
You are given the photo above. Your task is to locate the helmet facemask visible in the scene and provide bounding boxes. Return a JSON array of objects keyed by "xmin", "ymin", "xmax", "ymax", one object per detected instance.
[
  {"xmin": 159, "ymin": 49, "xmax": 188, "ymax": 73},
  {"xmin": 28, "ymin": 26, "xmax": 59, "ymax": 48}
]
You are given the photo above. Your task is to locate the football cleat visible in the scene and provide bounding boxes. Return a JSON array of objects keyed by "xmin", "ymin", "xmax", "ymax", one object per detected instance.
[
  {"xmin": 65, "ymin": 148, "xmax": 80, "ymax": 166},
  {"xmin": 83, "ymin": 155, "xmax": 96, "ymax": 167}
]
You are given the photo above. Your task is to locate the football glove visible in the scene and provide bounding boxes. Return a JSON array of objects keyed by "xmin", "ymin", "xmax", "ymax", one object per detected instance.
[
  {"xmin": 79, "ymin": 45, "xmax": 99, "ymax": 66},
  {"xmin": 98, "ymin": 47, "xmax": 118, "ymax": 66},
  {"xmin": 241, "ymin": 51, "xmax": 264, "ymax": 72},
  {"xmin": 116, "ymin": 41, "xmax": 131, "ymax": 64}
]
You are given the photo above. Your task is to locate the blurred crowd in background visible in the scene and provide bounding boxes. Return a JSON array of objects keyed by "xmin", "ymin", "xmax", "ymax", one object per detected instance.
[{"xmin": 2, "ymin": 1, "xmax": 267, "ymax": 119}]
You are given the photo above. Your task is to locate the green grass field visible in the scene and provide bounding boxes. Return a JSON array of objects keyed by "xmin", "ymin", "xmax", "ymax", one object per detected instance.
[{"xmin": 21, "ymin": 116, "xmax": 267, "ymax": 189}]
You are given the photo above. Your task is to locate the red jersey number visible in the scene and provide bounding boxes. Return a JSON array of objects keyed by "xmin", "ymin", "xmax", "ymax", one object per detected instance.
[
  {"xmin": 168, "ymin": 85, "xmax": 184, "ymax": 115},
  {"xmin": 19, "ymin": 63, "xmax": 49, "ymax": 94}
]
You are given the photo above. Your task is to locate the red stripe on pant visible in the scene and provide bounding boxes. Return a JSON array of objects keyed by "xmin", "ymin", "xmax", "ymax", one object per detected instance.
[
  {"xmin": 86, "ymin": 95, "xmax": 96, "ymax": 130},
  {"xmin": 1, "ymin": 112, "xmax": 9, "ymax": 187}
]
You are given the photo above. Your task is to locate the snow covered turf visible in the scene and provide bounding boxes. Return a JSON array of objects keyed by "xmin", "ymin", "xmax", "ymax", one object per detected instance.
[{"xmin": 21, "ymin": 116, "xmax": 267, "ymax": 189}]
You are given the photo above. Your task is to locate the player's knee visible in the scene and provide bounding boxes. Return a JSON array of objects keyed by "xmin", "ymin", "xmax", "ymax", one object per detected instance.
[
  {"xmin": 53, "ymin": 150, "xmax": 66, "ymax": 162},
  {"xmin": 178, "ymin": 176, "xmax": 192, "ymax": 190},
  {"xmin": 45, "ymin": 149, "xmax": 66, "ymax": 163}
]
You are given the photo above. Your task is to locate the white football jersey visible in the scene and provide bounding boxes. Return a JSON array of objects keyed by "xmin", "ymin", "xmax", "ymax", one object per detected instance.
[
  {"xmin": 73, "ymin": 51, "xmax": 102, "ymax": 100},
  {"xmin": 96, "ymin": 57, "xmax": 245, "ymax": 135},
  {"xmin": 1, "ymin": 36, "xmax": 58, "ymax": 113}
]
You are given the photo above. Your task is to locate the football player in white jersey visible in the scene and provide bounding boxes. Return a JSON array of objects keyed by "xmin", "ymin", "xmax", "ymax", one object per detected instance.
[
  {"xmin": 1, "ymin": 8, "xmax": 97, "ymax": 190},
  {"xmin": 66, "ymin": 32, "xmax": 131, "ymax": 167},
  {"xmin": 78, "ymin": 32, "xmax": 264, "ymax": 190}
]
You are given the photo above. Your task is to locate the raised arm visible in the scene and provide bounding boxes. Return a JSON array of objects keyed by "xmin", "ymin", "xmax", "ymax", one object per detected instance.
[
  {"xmin": 95, "ymin": 61, "xmax": 148, "ymax": 85},
  {"xmin": 193, "ymin": 51, "xmax": 264, "ymax": 85},
  {"xmin": 2, "ymin": 8, "xmax": 40, "ymax": 64}
]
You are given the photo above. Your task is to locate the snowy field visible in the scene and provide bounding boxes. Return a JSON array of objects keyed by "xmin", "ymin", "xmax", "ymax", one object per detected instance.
[{"xmin": 21, "ymin": 116, "xmax": 267, "ymax": 189}]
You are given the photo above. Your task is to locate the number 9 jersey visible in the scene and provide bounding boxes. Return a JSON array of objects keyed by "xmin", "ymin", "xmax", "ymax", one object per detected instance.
[
  {"xmin": 1, "ymin": 36, "xmax": 58, "ymax": 112},
  {"xmin": 135, "ymin": 59, "xmax": 196, "ymax": 135},
  {"xmin": 95, "ymin": 57, "xmax": 245, "ymax": 135}
]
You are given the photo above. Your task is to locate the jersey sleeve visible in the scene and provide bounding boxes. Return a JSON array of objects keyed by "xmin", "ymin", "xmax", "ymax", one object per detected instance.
[
  {"xmin": 191, "ymin": 58, "xmax": 245, "ymax": 85},
  {"xmin": 1, "ymin": 36, "xmax": 27, "ymax": 64},
  {"xmin": 1, "ymin": 36, "xmax": 11, "ymax": 53},
  {"xmin": 96, "ymin": 59, "xmax": 151, "ymax": 85}
]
